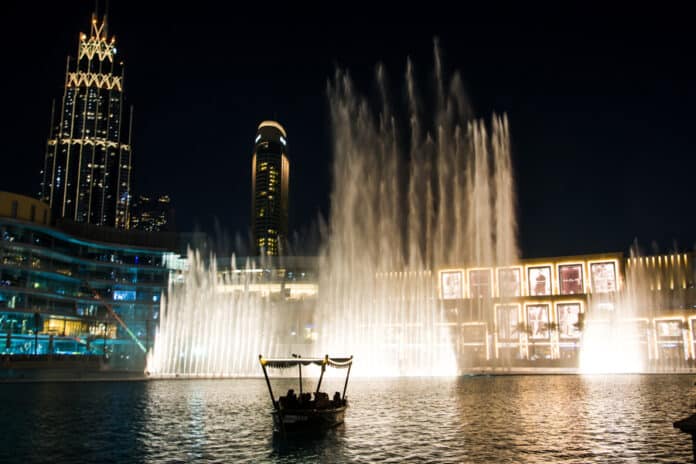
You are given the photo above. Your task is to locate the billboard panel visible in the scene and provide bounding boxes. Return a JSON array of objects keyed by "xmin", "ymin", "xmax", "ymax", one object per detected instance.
[
  {"xmin": 526, "ymin": 304, "xmax": 550, "ymax": 339},
  {"xmin": 469, "ymin": 269, "xmax": 492, "ymax": 298},
  {"xmin": 496, "ymin": 305, "xmax": 519, "ymax": 340},
  {"xmin": 113, "ymin": 290, "xmax": 136, "ymax": 301},
  {"xmin": 556, "ymin": 303, "xmax": 581, "ymax": 339},
  {"xmin": 498, "ymin": 267, "xmax": 521, "ymax": 298},
  {"xmin": 590, "ymin": 261, "xmax": 617, "ymax": 293},
  {"xmin": 440, "ymin": 270, "xmax": 463, "ymax": 300},
  {"xmin": 656, "ymin": 320, "xmax": 682, "ymax": 338},
  {"xmin": 528, "ymin": 266, "xmax": 552, "ymax": 296},
  {"xmin": 559, "ymin": 264, "xmax": 584, "ymax": 295}
]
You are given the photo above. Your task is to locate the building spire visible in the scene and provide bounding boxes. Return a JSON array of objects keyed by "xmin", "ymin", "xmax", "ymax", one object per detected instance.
[{"xmin": 90, "ymin": 0, "xmax": 109, "ymax": 40}]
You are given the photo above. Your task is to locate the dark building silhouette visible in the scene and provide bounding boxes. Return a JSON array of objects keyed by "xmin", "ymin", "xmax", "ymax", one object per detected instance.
[
  {"xmin": 130, "ymin": 194, "xmax": 174, "ymax": 232},
  {"xmin": 39, "ymin": 12, "xmax": 133, "ymax": 229},
  {"xmin": 251, "ymin": 121, "xmax": 290, "ymax": 256}
]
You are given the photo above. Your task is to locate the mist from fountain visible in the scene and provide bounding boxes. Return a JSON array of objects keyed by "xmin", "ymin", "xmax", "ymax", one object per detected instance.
[
  {"xmin": 579, "ymin": 257, "xmax": 646, "ymax": 373},
  {"xmin": 147, "ymin": 250, "xmax": 284, "ymax": 376},
  {"xmin": 313, "ymin": 45, "xmax": 518, "ymax": 376},
  {"xmin": 579, "ymin": 244, "xmax": 692, "ymax": 374}
]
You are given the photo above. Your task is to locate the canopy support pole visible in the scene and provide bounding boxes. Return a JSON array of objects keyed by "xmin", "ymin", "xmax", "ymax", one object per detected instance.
[
  {"xmin": 259, "ymin": 355, "xmax": 278, "ymax": 411},
  {"xmin": 298, "ymin": 364, "xmax": 303, "ymax": 395},
  {"xmin": 342, "ymin": 358, "xmax": 353, "ymax": 400},
  {"xmin": 260, "ymin": 355, "xmax": 286, "ymax": 437},
  {"xmin": 294, "ymin": 353, "xmax": 303, "ymax": 395},
  {"xmin": 315, "ymin": 355, "xmax": 328, "ymax": 396}
]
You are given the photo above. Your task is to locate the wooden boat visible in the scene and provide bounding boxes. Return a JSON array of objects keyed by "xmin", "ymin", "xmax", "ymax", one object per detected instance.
[{"xmin": 259, "ymin": 354, "xmax": 353, "ymax": 435}]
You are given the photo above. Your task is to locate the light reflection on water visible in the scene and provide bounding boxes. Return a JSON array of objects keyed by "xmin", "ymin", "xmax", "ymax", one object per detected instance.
[{"xmin": 0, "ymin": 375, "xmax": 694, "ymax": 463}]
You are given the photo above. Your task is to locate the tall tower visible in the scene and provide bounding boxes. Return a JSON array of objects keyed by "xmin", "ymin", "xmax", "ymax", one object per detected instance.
[
  {"xmin": 40, "ymin": 12, "xmax": 132, "ymax": 229},
  {"xmin": 251, "ymin": 121, "xmax": 290, "ymax": 256}
]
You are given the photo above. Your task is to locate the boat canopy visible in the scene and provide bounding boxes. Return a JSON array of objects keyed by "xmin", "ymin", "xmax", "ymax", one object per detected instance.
[{"xmin": 259, "ymin": 355, "xmax": 353, "ymax": 369}]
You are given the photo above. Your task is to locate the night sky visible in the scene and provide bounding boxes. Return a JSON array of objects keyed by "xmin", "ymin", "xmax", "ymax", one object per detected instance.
[{"xmin": 1, "ymin": 2, "xmax": 694, "ymax": 258}]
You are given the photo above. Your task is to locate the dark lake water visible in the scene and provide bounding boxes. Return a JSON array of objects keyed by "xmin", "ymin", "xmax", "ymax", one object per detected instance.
[{"xmin": 1, "ymin": 375, "xmax": 695, "ymax": 463}]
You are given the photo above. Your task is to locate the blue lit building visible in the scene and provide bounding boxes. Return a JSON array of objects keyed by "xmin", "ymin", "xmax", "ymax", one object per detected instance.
[{"xmin": 0, "ymin": 192, "xmax": 181, "ymax": 372}]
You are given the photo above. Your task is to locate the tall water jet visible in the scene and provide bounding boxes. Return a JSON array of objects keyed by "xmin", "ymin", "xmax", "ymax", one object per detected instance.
[
  {"xmin": 579, "ymin": 259, "xmax": 646, "ymax": 374},
  {"xmin": 579, "ymin": 244, "xmax": 692, "ymax": 373},
  {"xmin": 147, "ymin": 250, "xmax": 286, "ymax": 376},
  {"xmin": 314, "ymin": 45, "xmax": 518, "ymax": 376}
]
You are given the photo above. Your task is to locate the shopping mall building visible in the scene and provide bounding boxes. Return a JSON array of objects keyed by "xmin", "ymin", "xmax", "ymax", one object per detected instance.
[
  {"xmin": 437, "ymin": 253, "xmax": 696, "ymax": 367},
  {"xmin": 0, "ymin": 192, "xmax": 182, "ymax": 374},
  {"xmin": 215, "ymin": 253, "xmax": 696, "ymax": 369}
]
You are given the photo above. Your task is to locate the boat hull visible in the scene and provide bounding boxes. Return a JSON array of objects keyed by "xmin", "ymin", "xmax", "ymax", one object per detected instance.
[{"xmin": 272, "ymin": 406, "xmax": 346, "ymax": 433}]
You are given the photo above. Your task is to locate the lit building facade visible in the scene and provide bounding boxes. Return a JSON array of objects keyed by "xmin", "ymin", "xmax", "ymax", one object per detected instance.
[
  {"xmin": 210, "ymin": 250, "xmax": 696, "ymax": 369},
  {"xmin": 40, "ymin": 13, "xmax": 132, "ymax": 230},
  {"xmin": 0, "ymin": 193, "xmax": 179, "ymax": 371},
  {"xmin": 251, "ymin": 121, "xmax": 290, "ymax": 256},
  {"xmin": 130, "ymin": 194, "xmax": 173, "ymax": 232},
  {"xmin": 438, "ymin": 252, "xmax": 696, "ymax": 366}
]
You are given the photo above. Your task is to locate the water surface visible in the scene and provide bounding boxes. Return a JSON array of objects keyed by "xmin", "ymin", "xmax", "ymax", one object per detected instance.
[{"xmin": 1, "ymin": 375, "xmax": 694, "ymax": 463}]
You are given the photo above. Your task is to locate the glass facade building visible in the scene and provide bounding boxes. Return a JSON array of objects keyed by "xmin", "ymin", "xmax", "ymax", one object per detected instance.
[
  {"xmin": 0, "ymin": 213, "xmax": 178, "ymax": 370},
  {"xmin": 40, "ymin": 13, "xmax": 132, "ymax": 229},
  {"xmin": 251, "ymin": 121, "xmax": 290, "ymax": 256}
]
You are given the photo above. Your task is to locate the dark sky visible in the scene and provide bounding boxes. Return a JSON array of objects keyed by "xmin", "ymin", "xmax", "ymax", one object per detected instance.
[{"xmin": 1, "ymin": 2, "xmax": 694, "ymax": 258}]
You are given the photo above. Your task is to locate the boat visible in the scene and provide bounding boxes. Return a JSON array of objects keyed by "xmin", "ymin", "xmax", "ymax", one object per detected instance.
[{"xmin": 258, "ymin": 354, "xmax": 353, "ymax": 434}]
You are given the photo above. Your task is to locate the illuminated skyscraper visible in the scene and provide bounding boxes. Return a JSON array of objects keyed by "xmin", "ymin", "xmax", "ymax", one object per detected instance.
[
  {"xmin": 251, "ymin": 121, "xmax": 290, "ymax": 255},
  {"xmin": 40, "ymin": 12, "xmax": 132, "ymax": 229}
]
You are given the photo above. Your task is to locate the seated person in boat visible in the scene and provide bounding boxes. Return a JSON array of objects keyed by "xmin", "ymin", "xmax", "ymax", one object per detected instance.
[
  {"xmin": 314, "ymin": 391, "xmax": 331, "ymax": 408},
  {"xmin": 280, "ymin": 389, "xmax": 299, "ymax": 409}
]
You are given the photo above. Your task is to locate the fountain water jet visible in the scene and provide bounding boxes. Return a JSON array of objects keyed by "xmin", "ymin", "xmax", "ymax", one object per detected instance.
[
  {"xmin": 313, "ymin": 46, "xmax": 518, "ymax": 376},
  {"xmin": 148, "ymin": 45, "xmax": 518, "ymax": 377},
  {"xmin": 147, "ymin": 250, "xmax": 286, "ymax": 376}
]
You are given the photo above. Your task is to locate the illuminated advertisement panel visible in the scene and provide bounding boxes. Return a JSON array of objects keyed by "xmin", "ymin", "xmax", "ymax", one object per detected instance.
[
  {"xmin": 590, "ymin": 261, "xmax": 617, "ymax": 293},
  {"xmin": 498, "ymin": 268, "xmax": 521, "ymax": 297},
  {"xmin": 528, "ymin": 266, "xmax": 552, "ymax": 296},
  {"xmin": 496, "ymin": 305, "xmax": 519, "ymax": 340},
  {"xmin": 469, "ymin": 269, "xmax": 492, "ymax": 298},
  {"xmin": 556, "ymin": 303, "xmax": 581, "ymax": 339},
  {"xmin": 440, "ymin": 270, "xmax": 463, "ymax": 300},
  {"xmin": 113, "ymin": 290, "xmax": 136, "ymax": 301},
  {"xmin": 558, "ymin": 264, "xmax": 584, "ymax": 295},
  {"xmin": 526, "ymin": 304, "xmax": 550, "ymax": 339},
  {"xmin": 656, "ymin": 320, "xmax": 682, "ymax": 338}
]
